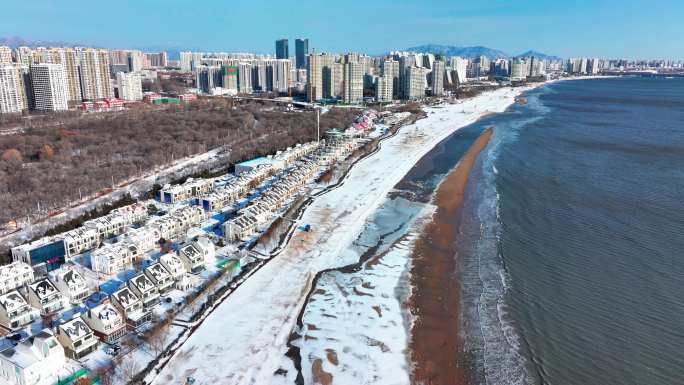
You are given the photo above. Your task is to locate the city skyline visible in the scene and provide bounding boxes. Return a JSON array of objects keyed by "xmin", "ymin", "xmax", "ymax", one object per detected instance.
[{"xmin": 1, "ymin": 0, "xmax": 683, "ymax": 59}]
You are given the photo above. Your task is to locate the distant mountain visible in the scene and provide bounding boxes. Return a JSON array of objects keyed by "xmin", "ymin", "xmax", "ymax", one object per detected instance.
[
  {"xmin": 0, "ymin": 36, "xmax": 81, "ymax": 48},
  {"xmin": 404, "ymin": 44, "xmax": 562, "ymax": 60},
  {"xmin": 516, "ymin": 50, "xmax": 561, "ymax": 61},
  {"xmin": 405, "ymin": 44, "xmax": 510, "ymax": 59}
]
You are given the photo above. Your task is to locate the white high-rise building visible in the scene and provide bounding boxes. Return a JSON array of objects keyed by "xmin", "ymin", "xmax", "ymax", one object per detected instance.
[
  {"xmin": 375, "ymin": 76, "xmax": 392, "ymax": 103},
  {"xmin": 79, "ymin": 48, "xmax": 114, "ymax": 100},
  {"xmin": 381, "ymin": 60, "xmax": 399, "ymax": 99},
  {"xmin": 116, "ymin": 72, "xmax": 143, "ymax": 101},
  {"xmin": 30, "ymin": 63, "xmax": 69, "ymax": 112},
  {"xmin": 0, "ymin": 65, "xmax": 24, "ymax": 114},
  {"xmin": 404, "ymin": 66, "xmax": 427, "ymax": 100},
  {"xmin": 273, "ymin": 59, "xmax": 291, "ymax": 93},
  {"xmin": 0, "ymin": 47, "xmax": 12, "ymax": 64},
  {"xmin": 431, "ymin": 60, "xmax": 445, "ymax": 96},
  {"xmin": 450, "ymin": 56, "xmax": 468, "ymax": 84},
  {"xmin": 237, "ymin": 62, "xmax": 253, "ymax": 94},
  {"xmin": 510, "ymin": 58, "xmax": 528, "ymax": 80},
  {"xmin": 307, "ymin": 54, "xmax": 324, "ymax": 102},
  {"xmin": 14, "ymin": 47, "xmax": 34, "ymax": 66},
  {"xmin": 343, "ymin": 61, "xmax": 363, "ymax": 104}
]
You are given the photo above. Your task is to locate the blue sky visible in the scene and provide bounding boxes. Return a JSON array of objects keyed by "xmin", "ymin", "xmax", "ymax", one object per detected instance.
[{"xmin": 1, "ymin": 0, "xmax": 682, "ymax": 59}]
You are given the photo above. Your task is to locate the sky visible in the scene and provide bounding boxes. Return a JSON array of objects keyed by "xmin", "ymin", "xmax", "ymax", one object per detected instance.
[{"xmin": 1, "ymin": 0, "xmax": 682, "ymax": 59}]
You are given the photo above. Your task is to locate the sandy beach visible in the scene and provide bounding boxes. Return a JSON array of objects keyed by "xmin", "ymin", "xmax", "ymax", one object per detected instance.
[
  {"xmin": 148, "ymin": 85, "xmax": 536, "ymax": 385},
  {"xmin": 407, "ymin": 128, "xmax": 493, "ymax": 385}
]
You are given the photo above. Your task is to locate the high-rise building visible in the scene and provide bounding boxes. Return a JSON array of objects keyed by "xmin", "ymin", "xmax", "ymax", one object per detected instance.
[
  {"xmin": 222, "ymin": 65, "xmax": 238, "ymax": 92},
  {"xmin": 0, "ymin": 65, "xmax": 24, "ymax": 114},
  {"xmin": 41, "ymin": 48, "xmax": 82, "ymax": 102},
  {"xmin": 195, "ymin": 66, "xmax": 222, "ymax": 93},
  {"xmin": 431, "ymin": 60, "xmax": 445, "ymax": 96},
  {"xmin": 14, "ymin": 47, "xmax": 34, "ymax": 66},
  {"xmin": 276, "ymin": 39, "xmax": 289, "ymax": 60},
  {"xmin": 381, "ymin": 60, "xmax": 399, "ymax": 99},
  {"xmin": 273, "ymin": 59, "xmax": 291, "ymax": 93},
  {"xmin": 307, "ymin": 53, "xmax": 323, "ymax": 102},
  {"xmin": 375, "ymin": 76, "xmax": 392, "ymax": 103},
  {"xmin": 116, "ymin": 72, "xmax": 143, "ymax": 101},
  {"xmin": 404, "ymin": 66, "xmax": 426, "ymax": 100},
  {"xmin": 237, "ymin": 63, "xmax": 253, "ymax": 94},
  {"xmin": 343, "ymin": 61, "xmax": 363, "ymax": 104},
  {"xmin": 449, "ymin": 56, "xmax": 468, "ymax": 84},
  {"xmin": 510, "ymin": 58, "xmax": 528, "ymax": 80},
  {"xmin": 144, "ymin": 52, "xmax": 168, "ymax": 68},
  {"xmin": 0, "ymin": 47, "xmax": 12, "ymax": 64},
  {"xmin": 79, "ymin": 49, "xmax": 114, "ymax": 100},
  {"xmin": 295, "ymin": 38, "xmax": 309, "ymax": 70},
  {"xmin": 30, "ymin": 63, "xmax": 69, "ymax": 112}
]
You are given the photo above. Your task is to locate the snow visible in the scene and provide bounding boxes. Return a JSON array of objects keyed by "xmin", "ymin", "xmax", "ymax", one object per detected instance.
[{"xmin": 149, "ymin": 86, "xmax": 534, "ymax": 385}]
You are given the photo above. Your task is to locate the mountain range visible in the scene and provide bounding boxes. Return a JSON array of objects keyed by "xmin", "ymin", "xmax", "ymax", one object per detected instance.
[
  {"xmin": 0, "ymin": 36, "xmax": 82, "ymax": 49},
  {"xmin": 404, "ymin": 44, "xmax": 562, "ymax": 60}
]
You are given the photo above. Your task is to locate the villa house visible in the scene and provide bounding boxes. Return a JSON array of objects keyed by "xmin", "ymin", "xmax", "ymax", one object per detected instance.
[
  {"xmin": 49, "ymin": 267, "xmax": 90, "ymax": 304},
  {"xmin": 127, "ymin": 273, "xmax": 160, "ymax": 309},
  {"xmin": 62, "ymin": 227, "xmax": 100, "ymax": 260},
  {"xmin": 178, "ymin": 237, "xmax": 215, "ymax": 273},
  {"xmin": 55, "ymin": 315, "xmax": 98, "ymax": 360},
  {"xmin": 110, "ymin": 287, "xmax": 151, "ymax": 331},
  {"xmin": 90, "ymin": 242, "xmax": 139, "ymax": 275},
  {"xmin": 24, "ymin": 278, "xmax": 64, "ymax": 315},
  {"xmin": 83, "ymin": 302, "xmax": 126, "ymax": 343},
  {"xmin": 144, "ymin": 263, "xmax": 174, "ymax": 294},
  {"xmin": 0, "ymin": 291, "xmax": 38, "ymax": 331},
  {"xmin": 119, "ymin": 226, "xmax": 161, "ymax": 254},
  {"xmin": 0, "ymin": 330, "xmax": 65, "ymax": 385},
  {"xmin": 223, "ymin": 214, "xmax": 258, "ymax": 242},
  {"xmin": 0, "ymin": 262, "xmax": 34, "ymax": 295},
  {"xmin": 159, "ymin": 253, "xmax": 186, "ymax": 280}
]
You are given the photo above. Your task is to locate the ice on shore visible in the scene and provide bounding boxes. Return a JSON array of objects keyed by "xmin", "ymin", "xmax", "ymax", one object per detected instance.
[{"xmin": 151, "ymin": 86, "xmax": 531, "ymax": 385}]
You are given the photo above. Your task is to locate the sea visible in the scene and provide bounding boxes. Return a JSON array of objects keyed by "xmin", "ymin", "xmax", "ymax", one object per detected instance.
[
  {"xmin": 459, "ymin": 76, "xmax": 684, "ymax": 385},
  {"xmin": 290, "ymin": 77, "xmax": 684, "ymax": 385}
]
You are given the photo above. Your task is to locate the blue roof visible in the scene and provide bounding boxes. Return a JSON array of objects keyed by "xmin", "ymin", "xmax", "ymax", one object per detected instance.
[{"xmin": 237, "ymin": 157, "xmax": 271, "ymax": 166}]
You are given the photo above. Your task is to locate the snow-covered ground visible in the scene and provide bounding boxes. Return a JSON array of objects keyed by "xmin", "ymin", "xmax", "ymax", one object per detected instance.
[{"xmin": 150, "ymin": 86, "xmax": 534, "ymax": 385}]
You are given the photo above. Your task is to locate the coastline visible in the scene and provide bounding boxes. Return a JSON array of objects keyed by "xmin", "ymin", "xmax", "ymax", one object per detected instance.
[
  {"xmin": 407, "ymin": 127, "xmax": 494, "ymax": 385},
  {"xmin": 150, "ymin": 85, "xmax": 542, "ymax": 385}
]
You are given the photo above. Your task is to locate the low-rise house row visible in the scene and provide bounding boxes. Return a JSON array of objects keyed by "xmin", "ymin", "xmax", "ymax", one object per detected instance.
[
  {"xmin": 120, "ymin": 226, "xmax": 161, "ymax": 254},
  {"xmin": 0, "ymin": 330, "xmax": 65, "ymax": 385},
  {"xmin": 223, "ymin": 214, "xmax": 259, "ymax": 242},
  {"xmin": 128, "ymin": 273, "xmax": 160, "ymax": 309},
  {"xmin": 110, "ymin": 287, "xmax": 151, "ymax": 331},
  {"xmin": 63, "ymin": 227, "xmax": 100, "ymax": 260},
  {"xmin": 24, "ymin": 278, "xmax": 64, "ymax": 315},
  {"xmin": 200, "ymin": 185, "xmax": 241, "ymax": 212},
  {"xmin": 159, "ymin": 178, "xmax": 214, "ymax": 204},
  {"xmin": 148, "ymin": 205, "xmax": 205, "ymax": 241},
  {"xmin": 0, "ymin": 262, "xmax": 34, "ymax": 295},
  {"xmin": 90, "ymin": 242, "xmax": 139, "ymax": 275},
  {"xmin": 0, "ymin": 290, "xmax": 38, "ymax": 331},
  {"xmin": 159, "ymin": 253, "xmax": 186, "ymax": 281},
  {"xmin": 178, "ymin": 237, "xmax": 215, "ymax": 273},
  {"xmin": 83, "ymin": 302, "xmax": 126, "ymax": 343},
  {"xmin": 49, "ymin": 266, "xmax": 90, "ymax": 304},
  {"xmin": 55, "ymin": 315, "xmax": 99, "ymax": 360},
  {"xmin": 144, "ymin": 263, "xmax": 174, "ymax": 294}
]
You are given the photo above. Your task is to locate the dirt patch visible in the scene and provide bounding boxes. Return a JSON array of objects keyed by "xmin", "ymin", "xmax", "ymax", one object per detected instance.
[
  {"xmin": 312, "ymin": 358, "xmax": 333, "ymax": 385},
  {"xmin": 407, "ymin": 127, "xmax": 494, "ymax": 385},
  {"xmin": 326, "ymin": 349, "xmax": 339, "ymax": 366}
]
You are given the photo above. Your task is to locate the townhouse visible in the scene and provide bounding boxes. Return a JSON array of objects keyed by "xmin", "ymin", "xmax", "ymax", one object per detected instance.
[
  {"xmin": 119, "ymin": 225, "xmax": 161, "ymax": 254},
  {"xmin": 144, "ymin": 263, "xmax": 174, "ymax": 294},
  {"xmin": 159, "ymin": 178, "xmax": 214, "ymax": 204},
  {"xmin": 0, "ymin": 330, "xmax": 65, "ymax": 385},
  {"xmin": 223, "ymin": 214, "xmax": 259, "ymax": 242},
  {"xmin": 49, "ymin": 267, "xmax": 90, "ymax": 304},
  {"xmin": 83, "ymin": 302, "xmax": 127, "ymax": 343},
  {"xmin": 128, "ymin": 273, "xmax": 160, "ymax": 309},
  {"xmin": 178, "ymin": 237, "xmax": 215, "ymax": 273},
  {"xmin": 159, "ymin": 253, "xmax": 187, "ymax": 281},
  {"xmin": 90, "ymin": 242, "xmax": 139, "ymax": 275},
  {"xmin": 0, "ymin": 290, "xmax": 38, "ymax": 330},
  {"xmin": 24, "ymin": 278, "xmax": 64, "ymax": 315},
  {"xmin": 0, "ymin": 262, "xmax": 34, "ymax": 295},
  {"xmin": 55, "ymin": 315, "xmax": 99, "ymax": 360},
  {"xmin": 110, "ymin": 286, "xmax": 151, "ymax": 331},
  {"xmin": 62, "ymin": 227, "xmax": 100, "ymax": 261},
  {"xmin": 200, "ymin": 185, "xmax": 241, "ymax": 212}
]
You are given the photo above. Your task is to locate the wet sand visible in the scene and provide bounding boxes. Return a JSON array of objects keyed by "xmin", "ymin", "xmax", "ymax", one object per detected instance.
[{"xmin": 407, "ymin": 127, "xmax": 494, "ymax": 385}]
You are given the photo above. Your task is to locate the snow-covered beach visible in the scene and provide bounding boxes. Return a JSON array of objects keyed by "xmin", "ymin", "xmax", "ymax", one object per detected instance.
[{"xmin": 151, "ymin": 85, "xmax": 538, "ymax": 385}]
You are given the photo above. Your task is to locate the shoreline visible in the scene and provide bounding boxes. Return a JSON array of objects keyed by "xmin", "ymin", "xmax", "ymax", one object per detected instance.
[
  {"xmin": 150, "ymin": 85, "xmax": 542, "ymax": 385},
  {"xmin": 407, "ymin": 127, "xmax": 494, "ymax": 385}
]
